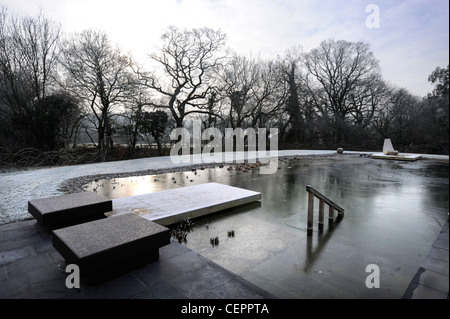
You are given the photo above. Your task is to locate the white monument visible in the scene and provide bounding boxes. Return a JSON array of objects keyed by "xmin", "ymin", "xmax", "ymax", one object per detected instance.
[
  {"xmin": 382, "ymin": 138, "xmax": 399, "ymax": 155},
  {"xmin": 371, "ymin": 138, "xmax": 421, "ymax": 161}
]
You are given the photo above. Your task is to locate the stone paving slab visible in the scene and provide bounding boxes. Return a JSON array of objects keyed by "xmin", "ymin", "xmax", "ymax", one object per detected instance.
[
  {"xmin": 52, "ymin": 213, "xmax": 170, "ymax": 284},
  {"xmin": 110, "ymin": 182, "xmax": 262, "ymax": 226},
  {"xmin": 371, "ymin": 153, "xmax": 422, "ymax": 161},
  {"xmin": 28, "ymin": 192, "xmax": 112, "ymax": 233},
  {"xmin": 402, "ymin": 220, "xmax": 449, "ymax": 299}
]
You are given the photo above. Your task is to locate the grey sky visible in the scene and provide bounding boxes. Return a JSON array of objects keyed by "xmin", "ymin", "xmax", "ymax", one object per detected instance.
[{"xmin": 2, "ymin": 0, "xmax": 449, "ymax": 97}]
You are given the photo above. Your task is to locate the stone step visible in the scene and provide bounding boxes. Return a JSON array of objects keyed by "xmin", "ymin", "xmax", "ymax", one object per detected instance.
[
  {"xmin": 51, "ymin": 213, "xmax": 170, "ymax": 284},
  {"xmin": 28, "ymin": 192, "xmax": 112, "ymax": 233}
]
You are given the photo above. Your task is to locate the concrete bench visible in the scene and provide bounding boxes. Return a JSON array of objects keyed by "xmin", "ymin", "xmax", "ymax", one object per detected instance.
[
  {"xmin": 28, "ymin": 192, "xmax": 112, "ymax": 233},
  {"xmin": 52, "ymin": 213, "xmax": 170, "ymax": 284}
]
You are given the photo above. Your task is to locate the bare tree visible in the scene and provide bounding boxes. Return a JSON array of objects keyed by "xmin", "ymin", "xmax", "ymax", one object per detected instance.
[
  {"xmin": 278, "ymin": 47, "xmax": 309, "ymax": 143},
  {"xmin": 372, "ymin": 87, "xmax": 418, "ymax": 144},
  {"xmin": 216, "ymin": 54, "xmax": 287, "ymax": 129},
  {"xmin": 348, "ymin": 75, "xmax": 389, "ymax": 130},
  {"xmin": 117, "ymin": 73, "xmax": 156, "ymax": 152},
  {"xmin": 138, "ymin": 26, "xmax": 227, "ymax": 128},
  {"xmin": 216, "ymin": 54, "xmax": 260, "ymax": 129},
  {"xmin": 0, "ymin": 7, "xmax": 63, "ymax": 149},
  {"xmin": 250, "ymin": 59, "xmax": 288, "ymax": 128},
  {"xmin": 60, "ymin": 29, "xmax": 134, "ymax": 160},
  {"xmin": 427, "ymin": 65, "xmax": 449, "ymax": 137},
  {"xmin": 304, "ymin": 39, "xmax": 381, "ymax": 144}
]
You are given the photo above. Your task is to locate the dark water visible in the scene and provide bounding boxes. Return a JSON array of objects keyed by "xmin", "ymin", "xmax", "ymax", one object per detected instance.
[{"xmin": 84, "ymin": 156, "xmax": 449, "ymax": 298}]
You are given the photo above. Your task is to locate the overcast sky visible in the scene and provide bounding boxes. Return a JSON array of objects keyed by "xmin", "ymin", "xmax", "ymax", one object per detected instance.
[{"xmin": 2, "ymin": 0, "xmax": 449, "ymax": 97}]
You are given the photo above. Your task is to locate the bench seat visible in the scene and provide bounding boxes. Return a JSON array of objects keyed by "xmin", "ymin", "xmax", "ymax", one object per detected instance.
[
  {"xmin": 28, "ymin": 192, "xmax": 112, "ymax": 233},
  {"xmin": 52, "ymin": 213, "xmax": 170, "ymax": 284}
]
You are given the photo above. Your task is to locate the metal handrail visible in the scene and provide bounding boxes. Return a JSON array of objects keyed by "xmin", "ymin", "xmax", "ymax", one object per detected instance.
[
  {"xmin": 306, "ymin": 185, "xmax": 345, "ymax": 213},
  {"xmin": 306, "ymin": 185, "xmax": 344, "ymax": 236}
]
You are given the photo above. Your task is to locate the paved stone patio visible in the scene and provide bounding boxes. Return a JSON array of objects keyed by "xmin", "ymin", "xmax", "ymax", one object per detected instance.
[
  {"xmin": 0, "ymin": 219, "xmax": 275, "ymax": 299},
  {"xmin": 403, "ymin": 220, "xmax": 449, "ymax": 299},
  {"xmin": 1, "ymin": 217, "xmax": 447, "ymax": 299}
]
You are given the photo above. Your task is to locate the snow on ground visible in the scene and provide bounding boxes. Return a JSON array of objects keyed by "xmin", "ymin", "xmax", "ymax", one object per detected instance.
[{"xmin": 0, "ymin": 150, "xmax": 447, "ymax": 225}]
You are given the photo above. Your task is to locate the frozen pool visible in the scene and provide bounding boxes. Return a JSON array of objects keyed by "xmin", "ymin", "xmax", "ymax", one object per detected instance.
[{"xmin": 84, "ymin": 155, "xmax": 449, "ymax": 298}]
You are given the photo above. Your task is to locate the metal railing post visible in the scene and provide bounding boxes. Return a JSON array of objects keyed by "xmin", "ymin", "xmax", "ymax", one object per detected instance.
[
  {"xmin": 306, "ymin": 185, "xmax": 344, "ymax": 236},
  {"xmin": 318, "ymin": 199, "xmax": 324, "ymax": 232},
  {"xmin": 307, "ymin": 191, "xmax": 314, "ymax": 236},
  {"xmin": 329, "ymin": 206, "xmax": 334, "ymax": 222}
]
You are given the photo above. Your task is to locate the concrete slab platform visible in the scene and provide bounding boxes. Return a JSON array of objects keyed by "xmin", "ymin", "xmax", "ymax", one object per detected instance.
[
  {"xmin": 109, "ymin": 182, "xmax": 261, "ymax": 226},
  {"xmin": 371, "ymin": 153, "xmax": 422, "ymax": 161},
  {"xmin": 52, "ymin": 213, "xmax": 170, "ymax": 284},
  {"xmin": 28, "ymin": 192, "xmax": 112, "ymax": 233}
]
